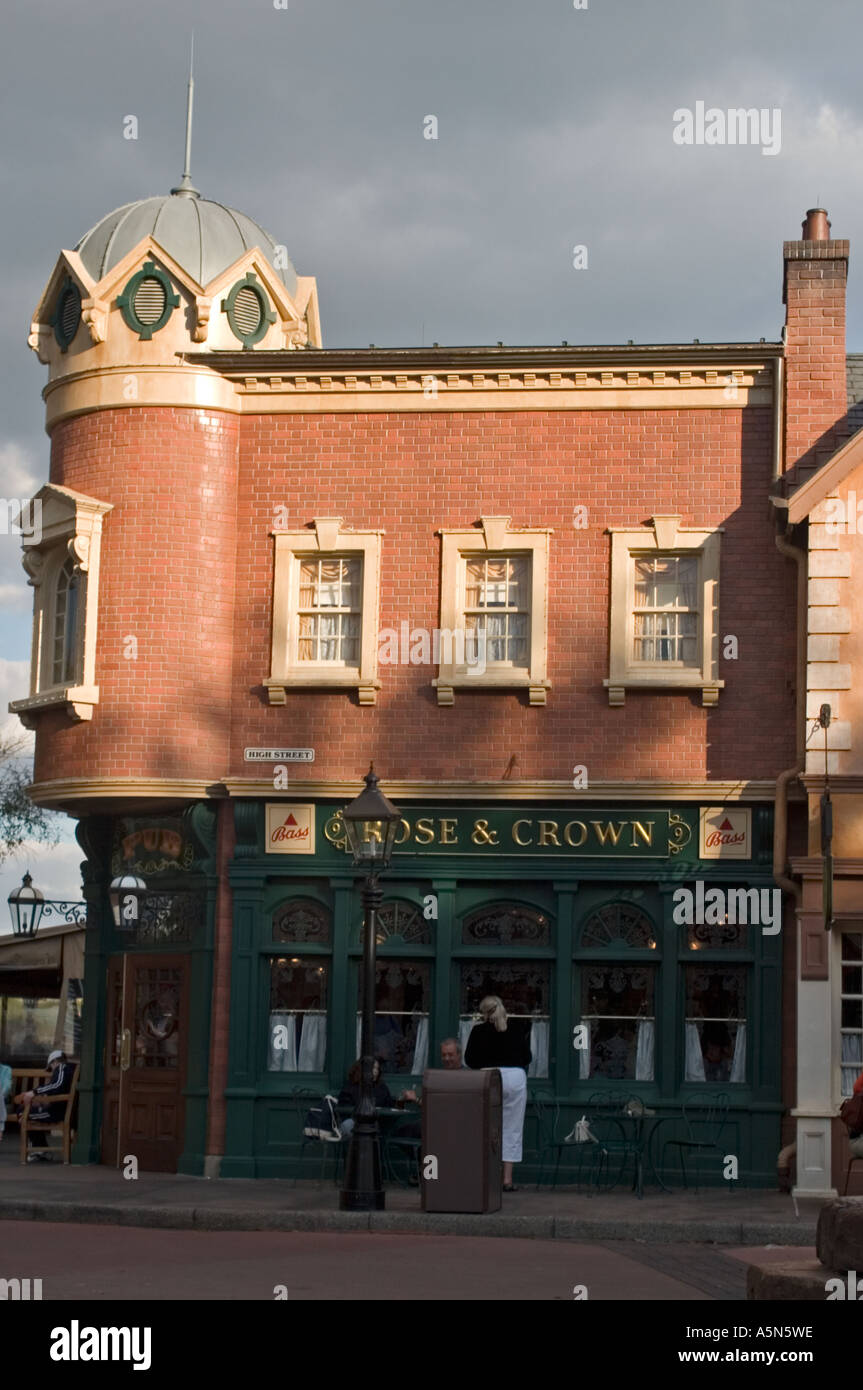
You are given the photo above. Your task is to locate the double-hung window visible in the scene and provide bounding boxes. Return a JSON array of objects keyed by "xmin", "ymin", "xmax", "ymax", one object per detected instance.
[
  {"xmin": 605, "ymin": 515, "xmax": 723, "ymax": 706},
  {"xmin": 267, "ymin": 517, "xmax": 382, "ymax": 705},
  {"xmin": 434, "ymin": 516, "xmax": 551, "ymax": 705}
]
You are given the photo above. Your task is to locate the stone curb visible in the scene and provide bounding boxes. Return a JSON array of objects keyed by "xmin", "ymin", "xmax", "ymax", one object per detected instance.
[{"xmin": 0, "ymin": 1199, "xmax": 817, "ymax": 1245}]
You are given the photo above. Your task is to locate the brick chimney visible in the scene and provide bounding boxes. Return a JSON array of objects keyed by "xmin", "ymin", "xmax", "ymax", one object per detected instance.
[{"xmin": 783, "ymin": 208, "xmax": 849, "ymax": 477}]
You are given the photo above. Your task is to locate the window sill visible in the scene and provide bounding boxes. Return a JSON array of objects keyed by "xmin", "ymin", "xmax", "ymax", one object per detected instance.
[
  {"xmin": 265, "ymin": 675, "xmax": 380, "ymax": 706},
  {"xmin": 9, "ymin": 685, "xmax": 99, "ymax": 727},
  {"xmin": 604, "ymin": 677, "xmax": 724, "ymax": 708},
  {"xmin": 433, "ymin": 675, "xmax": 551, "ymax": 706}
]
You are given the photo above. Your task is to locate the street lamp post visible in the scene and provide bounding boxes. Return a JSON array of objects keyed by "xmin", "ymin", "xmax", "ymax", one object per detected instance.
[
  {"xmin": 338, "ymin": 765, "xmax": 403, "ymax": 1212},
  {"xmin": 7, "ymin": 873, "xmax": 87, "ymax": 937}
]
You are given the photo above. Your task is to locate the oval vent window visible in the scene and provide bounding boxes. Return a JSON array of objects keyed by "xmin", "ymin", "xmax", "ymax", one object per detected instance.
[
  {"xmin": 222, "ymin": 273, "xmax": 274, "ymax": 347},
  {"xmin": 116, "ymin": 260, "xmax": 179, "ymax": 339},
  {"xmin": 53, "ymin": 280, "xmax": 82, "ymax": 351},
  {"xmin": 232, "ymin": 285, "xmax": 263, "ymax": 337},
  {"xmin": 133, "ymin": 277, "xmax": 168, "ymax": 325}
]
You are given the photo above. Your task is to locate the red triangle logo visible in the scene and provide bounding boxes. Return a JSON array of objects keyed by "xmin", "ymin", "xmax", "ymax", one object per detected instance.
[
  {"xmin": 284, "ymin": 813, "xmax": 298, "ymax": 826},
  {"xmin": 719, "ymin": 817, "xmax": 734, "ymax": 830}
]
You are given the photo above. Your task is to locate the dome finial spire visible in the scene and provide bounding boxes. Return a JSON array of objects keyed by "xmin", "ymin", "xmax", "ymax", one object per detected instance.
[{"xmin": 171, "ymin": 34, "xmax": 200, "ymax": 198}]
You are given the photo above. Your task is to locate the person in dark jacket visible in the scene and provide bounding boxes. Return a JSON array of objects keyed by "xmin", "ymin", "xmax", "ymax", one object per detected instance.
[
  {"xmin": 337, "ymin": 1058, "xmax": 418, "ymax": 1137},
  {"xmin": 465, "ymin": 996, "xmax": 531, "ymax": 1190},
  {"xmin": 16, "ymin": 1049, "xmax": 76, "ymax": 1162}
]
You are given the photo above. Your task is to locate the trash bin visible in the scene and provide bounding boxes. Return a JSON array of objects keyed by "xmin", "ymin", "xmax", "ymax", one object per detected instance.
[{"xmin": 420, "ymin": 1068, "xmax": 502, "ymax": 1213}]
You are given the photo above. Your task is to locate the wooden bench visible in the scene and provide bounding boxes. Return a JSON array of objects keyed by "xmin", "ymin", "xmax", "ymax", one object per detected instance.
[
  {"xmin": 15, "ymin": 1066, "xmax": 79, "ymax": 1164},
  {"xmin": 2, "ymin": 1070, "xmax": 49, "ymax": 1134}
]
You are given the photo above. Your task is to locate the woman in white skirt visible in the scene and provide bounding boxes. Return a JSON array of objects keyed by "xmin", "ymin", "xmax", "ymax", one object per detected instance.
[{"xmin": 465, "ymin": 995, "xmax": 531, "ymax": 1190}]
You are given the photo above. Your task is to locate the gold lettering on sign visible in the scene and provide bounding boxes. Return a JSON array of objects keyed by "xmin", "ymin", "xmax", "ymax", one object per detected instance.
[
  {"xmin": 415, "ymin": 818, "xmax": 435, "ymax": 845},
  {"xmin": 471, "ymin": 819, "xmax": 499, "ymax": 846},
  {"xmin": 564, "ymin": 820, "xmax": 588, "ymax": 847},
  {"xmin": 591, "ymin": 821, "xmax": 626, "ymax": 847},
  {"xmin": 393, "ymin": 818, "xmax": 411, "ymax": 846},
  {"xmin": 631, "ymin": 820, "xmax": 654, "ymax": 847},
  {"xmin": 512, "ymin": 819, "xmax": 533, "ymax": 847},
  {"xmin": 538, "ymin": 820, "xmax": 561, "ymax": 847},
  {"xmin": 439, "ymin": 818, "xmax": 458, "ymax": 845}
]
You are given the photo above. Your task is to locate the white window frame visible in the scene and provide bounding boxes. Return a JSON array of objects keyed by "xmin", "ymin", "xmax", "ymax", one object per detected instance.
[
  {"xmin": 9, "ymin": 483, "xmax": 112, "ymax": 726},
  {"xmin": 434, "ymin": 516, "xmax": 551, "ymax": 706},
  {"xmin": 266, "ymin": 516, "xmax": 382, "ymax": 705},
  {"xmin": 604, "ymin": 515, "xmax": 723, "ymax": 707},
  {"xmin": 839, "ymin": 929, "xmax": 863, "ymax": 1099}
]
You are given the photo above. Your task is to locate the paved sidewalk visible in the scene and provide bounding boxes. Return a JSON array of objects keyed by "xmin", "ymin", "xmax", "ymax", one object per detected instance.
[{"xmin": 0, "ymin": 1146, "xmax": 824, "ymax": 1243}]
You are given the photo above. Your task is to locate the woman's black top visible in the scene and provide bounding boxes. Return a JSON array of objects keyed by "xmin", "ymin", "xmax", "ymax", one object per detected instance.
[
  {"xmin": 338, "ymin": 1080, "xmax": 396, "ymax": 1109},
  {"xmin": 465, "ymin": 1020, "xmax": 531, "ymax": 1071}
]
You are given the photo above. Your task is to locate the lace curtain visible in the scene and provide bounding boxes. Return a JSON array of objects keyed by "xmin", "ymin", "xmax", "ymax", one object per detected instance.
[
  {"xmin": 267, "ymin": 1011, "xmax": 327, "ymax": 1072},
  {"xmin": 841, "ymin": 1032, "xmax": 863, "ymax": 1095}
]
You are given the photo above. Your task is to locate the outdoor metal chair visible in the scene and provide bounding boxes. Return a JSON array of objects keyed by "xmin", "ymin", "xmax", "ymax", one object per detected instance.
[
  {"xmin": 584, "ymin": 1092, "xmax": 646, "ymax": 1198},
  {"xmin": 533, "ymin": 1095, "xmax": 623, "ymax": 1192},
  {"xmin": 382, "ymin": 1112, "xmax": 422, "ymax": 1187},
  {"xmin": 660, "ymin": 1092, "xmax": 733, "ymax": 1191},
  {"xmin": 294, "ymin": 1089, "xmax": 348, "ymax": 1185},
  {"xmin": 844, "ymin": 1153, "xmax": 863, "ymax": 1195}
]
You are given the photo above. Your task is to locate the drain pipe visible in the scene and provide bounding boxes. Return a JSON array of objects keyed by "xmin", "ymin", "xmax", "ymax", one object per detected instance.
[
  {"xmin": 773, "ymin": 525, "xmax": 805, "ymax": 902},
  {"xmin": 774, "ymin": 521, "xmax": 805, "ymax": 1191}
]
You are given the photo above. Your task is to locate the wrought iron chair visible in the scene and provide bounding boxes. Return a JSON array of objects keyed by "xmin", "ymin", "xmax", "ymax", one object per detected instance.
[
  {"xmin": 295, "ymin": 1089, "xmax": 348, "ymax": 1185},
  {"xmin": 533, "ymin": 1095, "xmax": 615, "ymax": 1191},
  {"xmin": 584, "ymin": 1092, "xmax": 646, "ymax": 1198},
  {"xmin": 660, "ymin": 1092, "xmax": 733, "ymax": 1191},
  {"xmin": 382, "ymin": 1112, "xmax": 422, "ymax": 1187},
  {"xmin": 843, "ymin": 1153, "xmax": 863, "ymax": 1195}
]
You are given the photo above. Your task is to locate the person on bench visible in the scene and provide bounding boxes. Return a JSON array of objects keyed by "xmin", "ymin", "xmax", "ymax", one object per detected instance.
[{"xmin": 16, "ymin": 1050, "xmax": 76, "ymax": 1162}]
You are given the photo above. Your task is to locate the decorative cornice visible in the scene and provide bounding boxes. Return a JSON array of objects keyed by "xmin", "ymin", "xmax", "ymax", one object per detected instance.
[
  {"xmin": 22, "ymin": 776, "xmax": 782, "ymax": 809},
  {"xmin": 41, "ymin": 349, "xmax": 778, "ymax": 427}
]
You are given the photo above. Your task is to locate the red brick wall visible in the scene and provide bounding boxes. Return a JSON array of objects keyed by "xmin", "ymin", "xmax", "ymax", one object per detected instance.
[
  {"xmin": 783, "ymin": 242, "xmax": 849, "ymax": 473},
  {"xmin": 35, "ymin": 407, "xmax": 240, "ymax": 785},
  {"xmin": 230, "ymin": 406, "xmax": 794, "ymax": 783},
  {"xmin": 31, "ymin": 399, "xmax": 798, "ymax": 786}
]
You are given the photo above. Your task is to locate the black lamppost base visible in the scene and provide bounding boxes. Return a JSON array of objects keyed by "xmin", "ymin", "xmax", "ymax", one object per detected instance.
[
  {"xmin": 339, "ymin": 1189, "xmax": 386, "ymax": 1211},
  {"xmin": 339, "ymin": 1125, "xmax": 386, "ymax": 1211}
]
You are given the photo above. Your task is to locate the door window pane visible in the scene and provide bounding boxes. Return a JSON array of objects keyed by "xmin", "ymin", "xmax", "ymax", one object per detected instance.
[{"xmin": 133, "ymin": 968, "xmax": 181, "ymax": 1069}]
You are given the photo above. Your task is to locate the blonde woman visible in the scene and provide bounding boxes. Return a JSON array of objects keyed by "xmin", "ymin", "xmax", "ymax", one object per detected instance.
[{"xmin": 465, "ymin": 995, "xmax": 531, "ymax": 1190}]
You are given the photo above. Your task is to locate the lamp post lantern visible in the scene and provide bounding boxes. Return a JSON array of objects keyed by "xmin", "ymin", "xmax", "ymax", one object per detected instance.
[
  {"xmin": 109, "ymin": 873, "xmax": 147, "ymax": 932},
  {"xmin": 339, "ymin": 764, "xmax": 403, "ymax": 1211},
  {"xmin": 7, "ymin": 872, "xmax": 46, "ymax": 937}
]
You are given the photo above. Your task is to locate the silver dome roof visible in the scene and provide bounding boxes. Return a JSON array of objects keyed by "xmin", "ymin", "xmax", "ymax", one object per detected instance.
[{"xmin": 75, "ymin": 189, "xmax": 297, "ymax": 297}]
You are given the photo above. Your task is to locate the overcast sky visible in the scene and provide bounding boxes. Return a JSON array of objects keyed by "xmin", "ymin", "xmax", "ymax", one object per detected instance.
[{"xmin": 2, "ymin": 0, "xmax": 863, "ymax": 918}]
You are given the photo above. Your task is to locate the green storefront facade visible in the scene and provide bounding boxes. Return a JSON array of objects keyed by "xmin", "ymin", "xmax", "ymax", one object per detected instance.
[{"xmin": 73, "ymin": 797, "xmax": 785, "ymax": 1184}]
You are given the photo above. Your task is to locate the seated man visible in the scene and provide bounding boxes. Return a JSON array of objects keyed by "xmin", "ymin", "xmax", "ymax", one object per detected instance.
[
  {"xmin": 440, "ymin": 1038, "xmax": 464, "ymax": 1070},
  {"xmin": 16, "ymin": 1050, "xmax": 76, "ymax": 1162}
]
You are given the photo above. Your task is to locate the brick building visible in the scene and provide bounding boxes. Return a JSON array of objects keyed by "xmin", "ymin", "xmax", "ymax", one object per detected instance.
[{"xmin": 11, "ymin": 177, "xmax": 858, "ymax": 1188}]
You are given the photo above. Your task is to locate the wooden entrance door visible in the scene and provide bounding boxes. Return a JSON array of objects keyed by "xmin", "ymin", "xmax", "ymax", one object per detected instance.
[{"xmin": 101, "ymin": 954, "xmax": 190, "ymax": 1172}]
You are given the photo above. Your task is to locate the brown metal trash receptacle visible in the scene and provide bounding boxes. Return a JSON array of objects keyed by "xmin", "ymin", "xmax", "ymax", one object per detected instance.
[{"xmin": 420, "ymin": 1068, "xmax": 502, "ymax": 1213}]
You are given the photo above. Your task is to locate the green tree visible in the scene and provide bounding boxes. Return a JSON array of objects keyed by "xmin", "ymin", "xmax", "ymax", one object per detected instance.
[{"xmin": 0, "ymin": 730, "xmax": 62, "ymax": 863}]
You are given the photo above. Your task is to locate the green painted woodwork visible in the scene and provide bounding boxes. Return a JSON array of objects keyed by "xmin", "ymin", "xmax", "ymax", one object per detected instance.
[
  {"xmin": 222, "ymin": 798, "xmax": 784, "ymax": 1184},
  {"xmin": 51, "ymin": 276, "xmax": 82, "ymax": 352},
  {"xmin": 221, "ymin": 272, "xmax": 275, "ymax": 348},
  {"xmin": 71, "ymin": 799, "xmax": 784, "ymax": 1184},
  {"xmin": 115, "ymin": 260, "xmax": 179, "ymax": 340}
]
